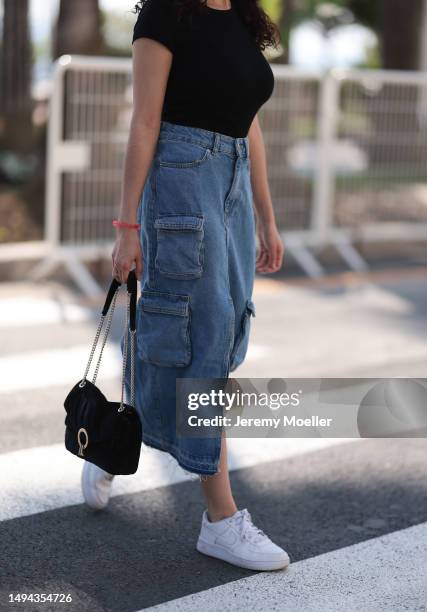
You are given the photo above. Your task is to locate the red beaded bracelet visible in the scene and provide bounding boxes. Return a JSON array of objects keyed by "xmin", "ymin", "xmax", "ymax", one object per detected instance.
[{"xmin": 112, "ymin": 219, "xmax": 141, "ymax": 230}]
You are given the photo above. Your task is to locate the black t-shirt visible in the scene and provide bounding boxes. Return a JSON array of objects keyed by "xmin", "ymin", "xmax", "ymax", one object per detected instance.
[{"xmin": 132, "ymin": 0, "xmax": 275, "ymax": 138}]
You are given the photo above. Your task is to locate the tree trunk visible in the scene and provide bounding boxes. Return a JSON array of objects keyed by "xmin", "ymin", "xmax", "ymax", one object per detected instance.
[
  {"xmin": 274, "ymin": 0, "xmax": 294, "ymax": 64},
  {"xmin": 381, "ymin": 0, "xmax": 424, "ymax": 70},
  {"xmin": 52, "ymin": 0, "xmax": 105, "ymax": 59},
  {"xmin": 0, "ymin": 0, "xmax": 33, "ymax": 151}
]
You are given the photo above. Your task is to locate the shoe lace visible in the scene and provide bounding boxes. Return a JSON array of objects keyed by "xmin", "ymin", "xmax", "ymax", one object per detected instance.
[{"xmin": 229, "ymin": 509, "xmax": 268, "ymax": 544}]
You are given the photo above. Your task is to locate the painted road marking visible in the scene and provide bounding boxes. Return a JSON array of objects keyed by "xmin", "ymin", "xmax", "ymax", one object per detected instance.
[
  {"xmin": 0, "ymin": 344, "xmax": 122, "ymax": 393},
  {"xmin": 0, "ymin": 298, "xmax": 90, "ymax": 328},
  {"xmin": 0, "ymin": 438, "xmax": 355, "ymax": 522},
  {"xmin": 0, "ymin": 343, "xmax": 271, "ymax": 394},
  {"xmin": 142, "ymin": 521, "xmax": 427, "ymax": 612}
]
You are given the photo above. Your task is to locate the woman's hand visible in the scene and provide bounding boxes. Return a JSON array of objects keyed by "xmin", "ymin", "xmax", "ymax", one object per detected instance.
[
  {"xmin": 256, "ymin": 220, "xmax": 284, "ymax": 274},
  {"xmin": 111, "ymin": 227, "xmax": 143, "ymax": 283}
]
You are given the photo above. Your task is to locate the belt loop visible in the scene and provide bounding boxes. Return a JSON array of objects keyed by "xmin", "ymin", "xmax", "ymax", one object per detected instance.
[
  {"xmin": 235, "ymin": 140, "xmax": 241, "ymax": 158},
  {"xmin": 243, "ymin": 138, "xmax": 248, "ymax": 159},
  {"xmin": 212, "ymin": 133, "xmax": 220, "ymax": 155}
]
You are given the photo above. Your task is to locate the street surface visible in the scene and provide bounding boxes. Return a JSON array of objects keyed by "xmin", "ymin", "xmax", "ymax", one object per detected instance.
[{"xmin": 0, "ymin": 268, "xmax": 426, "ymax": 611}]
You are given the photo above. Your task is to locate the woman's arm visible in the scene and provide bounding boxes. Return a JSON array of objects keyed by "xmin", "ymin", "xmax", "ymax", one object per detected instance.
[
  {"xmin": 112, "ymin": 38, "xmax": 172, "ymax": 283},
  {"xmin": 248, "ymin": 114, "xmax": 284, "ymax": 274}
]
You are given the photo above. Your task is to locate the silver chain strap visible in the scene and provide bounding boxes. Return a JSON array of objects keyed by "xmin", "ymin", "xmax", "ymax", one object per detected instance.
[
  {"xmin": 79, "ymin": 286, "xmax": 136, "ymax": 412},
  {"xmin": 119, "ymin": 291, "xmax": 137, "ymax": 412},
  {"xmin": 92, "ymin": 290, "xmax": 118, "ymax": 386}
]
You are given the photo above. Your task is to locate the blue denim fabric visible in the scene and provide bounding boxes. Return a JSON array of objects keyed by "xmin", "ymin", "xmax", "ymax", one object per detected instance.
[{"xmin": 121, "ymin": 120, "xmax": 256, "ymax": 475}]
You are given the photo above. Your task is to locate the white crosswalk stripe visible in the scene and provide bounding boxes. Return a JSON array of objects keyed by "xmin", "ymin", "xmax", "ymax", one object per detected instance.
[
  {"xmin": 0, "ymin": 345, "xmax": 124, "ymax": 393},
  {"xmin": 0, "ymin": 437, "xmax": 353, "ymax": 521},
  {"xmin": 142, "ymin": 522, "xmax": 427, "ymax": 612},
  {"xmin": 0, "ymin": 297, "xmax": 90, "ymax": 328}
]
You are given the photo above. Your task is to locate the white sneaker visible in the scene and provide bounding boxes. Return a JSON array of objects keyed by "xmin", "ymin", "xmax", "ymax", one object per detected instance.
[
  {"xmin": 81, "ymin": 461, "xmax": 115, "ymax": 510},
  {"xmin": 196, "ymin": 508, "xmax": 290, "ymax": 571}
]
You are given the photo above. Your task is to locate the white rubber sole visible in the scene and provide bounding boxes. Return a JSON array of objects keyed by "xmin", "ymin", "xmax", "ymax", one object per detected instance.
[{"xmin": 196, "ymin": 538, "xmax": 290, "ymax": 571}]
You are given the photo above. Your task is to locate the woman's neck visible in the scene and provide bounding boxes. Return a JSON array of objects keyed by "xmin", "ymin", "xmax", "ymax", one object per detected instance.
[{"xmin": 204, "ymin": 1, "xmax": 232, "ymax": 10}]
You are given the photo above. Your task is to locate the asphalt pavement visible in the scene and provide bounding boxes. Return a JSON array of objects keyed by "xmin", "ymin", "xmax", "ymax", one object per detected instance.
[{"xmin": 0, "ymin": 268, "xmax": 426, "ymax": 611}]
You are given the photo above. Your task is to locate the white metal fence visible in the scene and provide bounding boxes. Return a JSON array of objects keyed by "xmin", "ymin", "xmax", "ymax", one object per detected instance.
[
  {"xmin": 260, "ymin": 66, "xmax": 427, "ymax": 275},
  {"xmin": 331, "ymin": 69, "xmax": 427, "ymax": 236},
  {"xmin": 18, "ymin": 56, "xmax": 427, "ymax": 294},
  {"xmin": 28, "ymin": 55, "xmax": 134, "ymax": 295}
]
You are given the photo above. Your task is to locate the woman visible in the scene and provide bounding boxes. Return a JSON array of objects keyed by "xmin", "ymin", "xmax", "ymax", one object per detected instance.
[{"xmin": 82, "ymin": 0, "xmax": 288, "ymax": 571}]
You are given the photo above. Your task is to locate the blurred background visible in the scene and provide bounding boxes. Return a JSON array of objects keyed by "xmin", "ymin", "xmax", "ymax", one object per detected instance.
[{"xmin": 1, "ymin": 0, "xmax": 427, "ymax": 289}]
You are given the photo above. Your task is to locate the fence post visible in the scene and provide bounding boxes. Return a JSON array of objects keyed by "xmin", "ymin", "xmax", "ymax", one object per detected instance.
[
  {"xmin": 312, "ymin": 70, "xmax": 340, "ymax": 243},
  {"xmin": 29, "ymin": 56, "xmax": 99, "ymax": 296},
  {"xmin": 45, "ymin": 57, "xmax": 67, "ymax": 248}
]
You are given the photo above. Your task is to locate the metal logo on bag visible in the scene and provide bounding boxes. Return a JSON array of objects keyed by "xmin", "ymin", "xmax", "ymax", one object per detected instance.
[{"xmin": 77, "ymin": 428, "xmax": 89, "ymax": 456}]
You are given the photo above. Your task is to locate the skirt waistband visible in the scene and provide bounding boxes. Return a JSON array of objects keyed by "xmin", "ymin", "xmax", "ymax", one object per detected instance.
[{"xmin": 159, "ymin": 120, "xmax": 249, "ymax": 159}]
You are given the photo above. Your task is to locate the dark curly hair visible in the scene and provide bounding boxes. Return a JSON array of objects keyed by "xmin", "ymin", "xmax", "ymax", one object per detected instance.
[{"xmin": 133, "ymin": 0, "xmax": 280, "ymax": 51}]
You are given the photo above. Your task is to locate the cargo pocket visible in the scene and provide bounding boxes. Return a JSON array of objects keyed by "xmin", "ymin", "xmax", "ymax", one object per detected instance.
[
  {"xmin": 137, "ymin": 290, "xmax": 191, "ymax": 367},
  {"xmin": 229, "ymin": 299, "xmax": 256, "ymax": 372},
  {"xmin": 154, "ymin": 214, "xmax": 204, "ymax": 280}
]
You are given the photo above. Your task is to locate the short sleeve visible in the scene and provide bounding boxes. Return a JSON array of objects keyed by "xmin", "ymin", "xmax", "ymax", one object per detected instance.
[{"xmin": 132, "ymin": 0, "xmax": 177, "ymax": 53}]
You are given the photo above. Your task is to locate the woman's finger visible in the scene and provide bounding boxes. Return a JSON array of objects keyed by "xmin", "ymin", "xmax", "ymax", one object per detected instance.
[
  {"xmin": 112, "ymin": 263, "xmax": 125, "ymax": 284},
  {"xmin": 135, "ymin": 253, "xmax": 144, "ymax": 278},
  {"xmin": 256, "ymin": 247, "xmax": 269, "ymax": 268},
  {"xmin": 257, "ymin": 250, "xmax": 271, "ymax": 272},
  {"xmin": 274, "ymin": 244, "xmax": 283, "ymax": 270}
]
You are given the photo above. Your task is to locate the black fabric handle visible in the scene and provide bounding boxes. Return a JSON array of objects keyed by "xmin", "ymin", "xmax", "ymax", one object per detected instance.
[
  {"xmin": 101, "ymin": 278, "xmax": 121, "ymax": 316},
  {"xmin": 127, "ymin": 270, "xmax": 137, "ymax": 332},
  {"xmin": 101, "ymin": 270, "xmax": 138, "ymax": 333}
]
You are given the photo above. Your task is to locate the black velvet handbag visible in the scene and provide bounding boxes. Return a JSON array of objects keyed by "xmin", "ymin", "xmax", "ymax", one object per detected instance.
[{"xmin": 64, "ymin": 270, "xmax": 142, "ymax": 475}]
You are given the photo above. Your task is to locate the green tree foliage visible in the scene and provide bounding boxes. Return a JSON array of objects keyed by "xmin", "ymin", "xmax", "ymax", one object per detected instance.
[
  {"xmin": 267, "ymin": 0, "xmax": 426, "ymax": 70},
  {"xmin": 346, "ymin": 0, "xmax": 381, "ymax": 31}
]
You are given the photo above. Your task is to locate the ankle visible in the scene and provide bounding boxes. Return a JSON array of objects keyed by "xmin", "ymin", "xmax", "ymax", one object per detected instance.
[{"xmin": 207, "ymin": 505, "xmax": 238, "ymax": 523}]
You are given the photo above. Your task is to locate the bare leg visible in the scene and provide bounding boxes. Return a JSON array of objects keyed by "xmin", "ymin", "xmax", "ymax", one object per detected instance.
[
  {"xmin": 197, "ymin": 434, "xmax": 290, "ymax": 570},
  {"xmin": 200, "ymin": 433, "xmax": 238, "ymax": 522}
]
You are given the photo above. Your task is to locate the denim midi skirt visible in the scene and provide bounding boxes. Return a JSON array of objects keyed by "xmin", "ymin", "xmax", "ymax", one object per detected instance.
[{"xmin": 121, "ymin": 120, "xmax": 256, "ymax": 476}]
